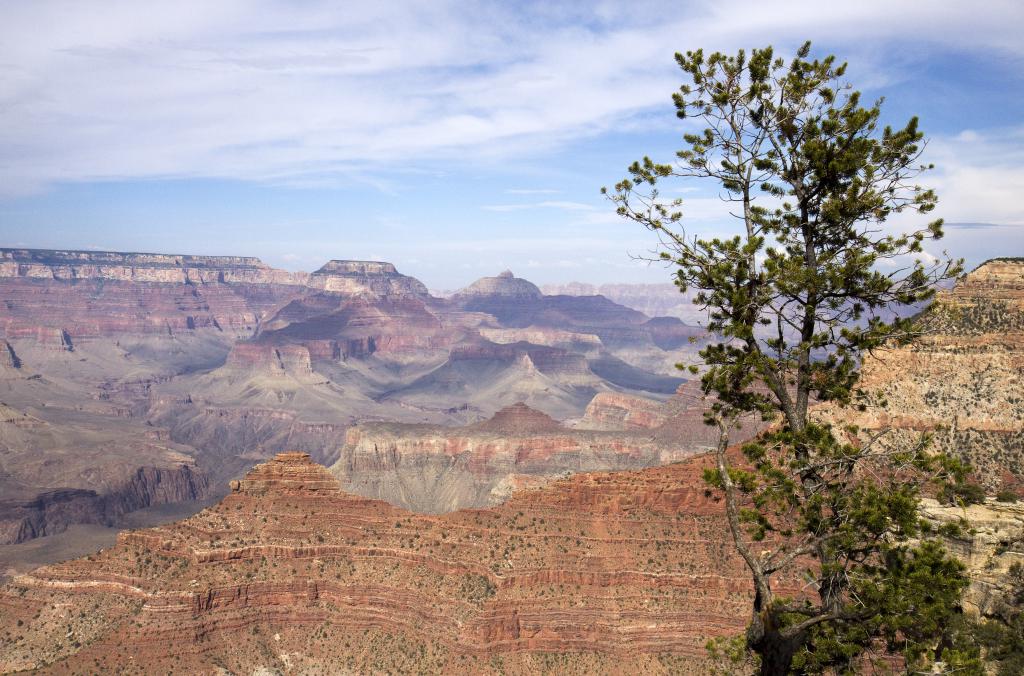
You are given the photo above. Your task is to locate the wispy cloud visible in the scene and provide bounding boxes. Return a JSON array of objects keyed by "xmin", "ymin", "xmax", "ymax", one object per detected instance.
[
  {"xmin": 481, "ymin": 200, "xmax": 597, "ymax": 212},
  {"xmin": 1, "ymin": 1, "xmax": 1022, "ymax": 197}
]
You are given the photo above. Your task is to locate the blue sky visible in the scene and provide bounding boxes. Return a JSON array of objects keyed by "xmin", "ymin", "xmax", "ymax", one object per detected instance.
[{"xmin": 1, "ymin": 1, "xmax": 1022, "ymax": 289}]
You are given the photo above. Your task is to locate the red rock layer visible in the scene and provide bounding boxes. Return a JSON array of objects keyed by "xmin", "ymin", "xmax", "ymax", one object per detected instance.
[
  {"xmin": 468, "ymin": 402, "xmax": 564, "ymax": 434},
  {"xmin": 251, "ymin": 295, "xmax": 456, "ymax": 361},
  {"xmin": 578, "ymin": 381, "xmax": 768, "ymax": 449},
  {"xmin": 0, "ymin": 249, "xmax": 431, "ymax": 342},
  {"xmin": 0, "ymin": 277, "xmax": 292, "ymax": 339},
  {"xmin": 0, "ymin": 451, "xmax": 796, "ymax": 674}
]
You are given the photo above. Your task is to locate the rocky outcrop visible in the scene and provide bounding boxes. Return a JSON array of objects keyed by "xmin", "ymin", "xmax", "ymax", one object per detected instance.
[
  {"xmin": 0, "ymin": 388, "xmax": 219, "ymax": 548},
  {"xmin": 0, "ymin": 271, "xmax": 299, "ymax": 339},
  {"xmin": 454, "ymin": 269, "xmax": 543, "ymax": 300},
  {"xmin": 0, "ymin": 451, "xmax": 803, "ymax": 674},
  {"xmin": 578, "ymin": 391, "xmax": 669, "ymax": 431},
  {"xmin": 921, "ymin": 498, "xmax": 1024, "ymax": 617},
  {"xmin": 253, "ymin": 295, "xmax": 453, "ymax": 359},
  {"xmin": 577, "ymin": 381, "xmax": 767, "ymax": 451},
  {"xmin": 453, "ymin": 272, "xmax": 704, "ymax": 360},
  {"xmin": 224, "ymin": 342, "xmax": 315, "ymax": 375},
  {"xmin": 453, "ymin": 271, "xmax": 635, "ymax": 326},
  {"xmin": 229, "ymin": 451, "xmax": 342, "ymax": 495},
  {"xmin": 326, "ymin": 391, "xmax": 768, "ymax": 515},
  {"xmin": 0, "ymin": 340, "xmax": 19, "ymax": 369},
  {"xmin": 479, "ymin": 326, "xmax": 602, "ymax": 352},
  {"xmin": 0, "ymin": 464, "xmax": 208, "ymax": 545},
  {"xmin": 468, "ymin": 402, "xmax": 564, "ymax": 434},
  {"xmin": 145, "ymin": 402, "xmax": 350, "ymax": 475},
  {"xmin": 449, "ymin": 340, "xmax": 595, "ymax": 384},
  {"xmin": 541, "ymin": 281, "xmax": 708, "ymax": 326}
]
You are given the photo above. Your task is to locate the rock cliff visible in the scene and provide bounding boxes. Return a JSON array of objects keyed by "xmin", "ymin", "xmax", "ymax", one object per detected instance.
[
  {"xmin": 0, "ymin": 464, "xmax": 208, "ymax": 545},
  {"xmin": 0, "ymin": 451, "xmax": 803, "ymax": 674},
  {"xmin": 0, "ymin": 248, "xmax": 713, "ymax": 558},
  {"xmin": 920, "ymin": 497, "xmax": 1024, "ymax": 618},
  {"xmin": 578, "ymin": 391, "xmax": 670, "ymax": 431},
  {"xmin": 452, "ymin": 271, "xmax": 703, "ymax": 352},
  {"xmin": 0, "ymin": 250, "xmax": 429, "ymax": 341},
  {"xmin": 330, "ymin": 402, "xmax": 696, "ymax": 512},
  {"xmin": 541, "ymin": 281, "xmax": 708, "ymax": 326},
  {"xmin": 0, "ymin": 248, "xmax": 305, "ymax": 286},
  {"xmin": 0, "ymin": 249, "xmax": 307, "ymax": 340},
  {"xmin": 453, "ymin": 269, "xmax": 544, "ymax": 300}
]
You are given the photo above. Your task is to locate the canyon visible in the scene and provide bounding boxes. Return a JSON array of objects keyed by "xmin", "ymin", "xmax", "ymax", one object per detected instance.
[
  {"xmin": 332, "ymin": 391, "xmax": 767, "ymax": 513},
  {"xmin": 0, "ymin": 256, "xmax": 1022, "ymax": 673},
  {"xmin": 541, "ymin": 281, "xmax": 707, "ymax": 327},
  {"xmin": 0, "ymin": 247, "xmax": 703, "ymax": 555}
]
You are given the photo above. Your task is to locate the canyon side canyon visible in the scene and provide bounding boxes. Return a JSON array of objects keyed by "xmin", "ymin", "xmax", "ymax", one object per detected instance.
[{"xmin": 0, "ymin": 252, "xmax": 1022, "ymax": 673}]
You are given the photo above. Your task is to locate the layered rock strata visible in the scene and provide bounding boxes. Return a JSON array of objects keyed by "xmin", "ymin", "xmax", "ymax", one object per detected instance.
[
  {"xmin": 0, "ymin": 248, "xmax": 304, "ymax": 285},
  {"xmin": 578, "ymin": 392, "xmax": 671, "ymax": 431},
  {"xmin": 307, "ymin": 260, "xmax": 430, "ymax": 297},
  {"xmin": 453, "ymin": 270, "xmax": 703, "ymax": 351},
  {"xmin": 0, "ymin": 451, "xmax": 803, "ymax": 674},
  {"xmin": 541, "ymin": 281, "xmax": 704, "ymax": 325},
  {"xmin": 330, "ymin": 402, "xmax": 698, "ymax": 512},
  {"xmin": 0, "ymin": 248, "xmax": 707, "ymax": 555},
  {"xmin": 0, "ymin": 392, "xmax": 213, "ymax": 546}
]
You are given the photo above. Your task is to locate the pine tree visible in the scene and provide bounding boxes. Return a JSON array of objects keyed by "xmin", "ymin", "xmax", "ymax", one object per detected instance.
[{"xmin": 606, "ymin": 42, "xmax": 974, "ymax": 674}]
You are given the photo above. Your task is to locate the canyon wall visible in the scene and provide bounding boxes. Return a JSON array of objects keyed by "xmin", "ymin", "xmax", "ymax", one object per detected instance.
[
  {"xmin": 328, "ymin": 385, "xmax": 769, "ymax": 514},
  {"xmin": 0, "ymin": 464, "xmax": 208, "ymax": 545},
  {"xmin": 0, "ymin": 247, "xmax": 707, "ymax": 553},
  {"xmin": 331, "ymin": 402, "xmax": 693, "ymax": 512}
]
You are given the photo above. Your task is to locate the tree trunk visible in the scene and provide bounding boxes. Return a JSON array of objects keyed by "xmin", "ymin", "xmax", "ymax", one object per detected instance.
[{"xmin": 754, "ymin": 629, "xmax": 801, "ymax": 676}]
